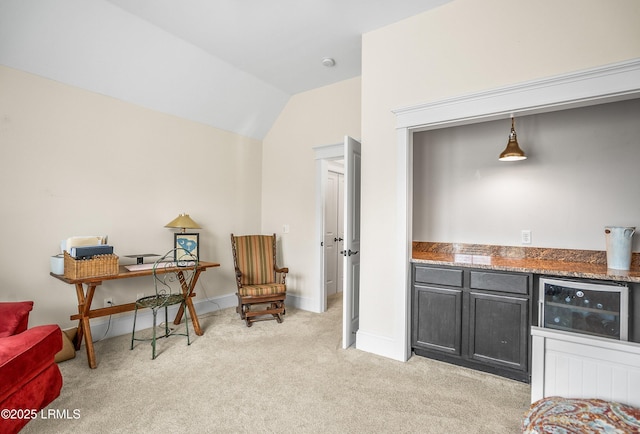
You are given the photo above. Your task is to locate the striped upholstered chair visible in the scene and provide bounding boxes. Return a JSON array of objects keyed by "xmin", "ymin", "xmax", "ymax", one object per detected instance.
[{"xmin": 230, "ymin": 234, "xmax": 288, "ymax": 327}]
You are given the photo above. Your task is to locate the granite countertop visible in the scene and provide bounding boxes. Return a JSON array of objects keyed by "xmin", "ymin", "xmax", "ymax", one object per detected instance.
[{"xmin": 412, "ymin": 242, "xmax": 640, "ymax": 283}]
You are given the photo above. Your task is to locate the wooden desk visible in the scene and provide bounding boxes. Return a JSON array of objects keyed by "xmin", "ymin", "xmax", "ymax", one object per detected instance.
[{"xmin": 50, "ymin": 261, "xmax": 220, "ymax": 368}]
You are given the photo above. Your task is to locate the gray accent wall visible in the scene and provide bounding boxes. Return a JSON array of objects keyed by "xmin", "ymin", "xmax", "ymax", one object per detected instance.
[{"xmin": 412, "ymin": 98, "xmax": 640, "ymax": 251}]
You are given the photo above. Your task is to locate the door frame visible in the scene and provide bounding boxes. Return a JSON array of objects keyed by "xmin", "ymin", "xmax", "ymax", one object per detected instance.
[
  {"xmin": 389, "ymin": 58, "xmax": 640, "ymax": 363},
  {"xmin": 313, "ymin": 143, "xmax": 344, "ymax": 313}
]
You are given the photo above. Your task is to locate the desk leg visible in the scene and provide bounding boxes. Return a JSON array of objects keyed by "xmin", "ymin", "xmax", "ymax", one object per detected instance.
[
  {"xmin": 74, "ymin": 283, "xmax": 99, "ymax": 369},
  {"xmin": 174, "ymin": 269, "xmax": 204, "ymax": 336}
]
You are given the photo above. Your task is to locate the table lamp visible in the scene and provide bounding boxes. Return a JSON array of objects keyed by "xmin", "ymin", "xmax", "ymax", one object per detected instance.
[
  {"xmin": 165, "ymin": 213, "xmax": 201, "ymax": 260},
  {"xmin": 164, "ymin": 213, "xmax": 201, "ymax": 233}
]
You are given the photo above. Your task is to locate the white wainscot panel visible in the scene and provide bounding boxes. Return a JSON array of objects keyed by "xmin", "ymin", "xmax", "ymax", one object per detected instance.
[{"xmin": 531, "ymin": 326, "xmax": 640, "ymax": 407}]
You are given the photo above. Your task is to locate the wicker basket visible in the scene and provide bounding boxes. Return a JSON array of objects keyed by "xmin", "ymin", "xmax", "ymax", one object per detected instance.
[{"xmin": 64, "ymin": 251, "xmax": 119, "ymax": 279}]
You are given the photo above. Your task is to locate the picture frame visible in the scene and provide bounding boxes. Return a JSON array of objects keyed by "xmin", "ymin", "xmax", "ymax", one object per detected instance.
[{"xmin": 174, "ymin": 233, "xmax": 199, "ymax": 261}]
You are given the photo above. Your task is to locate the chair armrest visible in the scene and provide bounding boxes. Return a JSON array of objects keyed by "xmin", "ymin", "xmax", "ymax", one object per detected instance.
[
  {"xmin": 275, "ymin": 266, "xmax": 288, "ymax": 285},
  {"xmin": 234, "ymin": 267, "xmax": 243, "ymax": 287},
  {"xmin": 0, "ymin": 325, "xmax": 62, "ymax": 366}
]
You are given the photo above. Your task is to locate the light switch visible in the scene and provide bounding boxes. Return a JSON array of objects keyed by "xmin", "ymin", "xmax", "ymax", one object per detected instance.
[{"xmin": 283, "ymin": 224, "xmax": 290, "ymax": 234}]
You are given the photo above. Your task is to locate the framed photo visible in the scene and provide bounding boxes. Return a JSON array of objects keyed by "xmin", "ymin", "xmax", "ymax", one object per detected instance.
[{"xmin": 174, "ymin": 233, "xmax": 199, "ymax": 261}]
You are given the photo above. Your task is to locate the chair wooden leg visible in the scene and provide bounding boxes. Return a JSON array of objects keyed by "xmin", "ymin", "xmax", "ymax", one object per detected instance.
[
  {"xmin": 238, "ymin": 298, "xmax": 286, "ymax": 326},
  {"xmin": 236, "ymin": 294, "xmax": 246, "ymax": 319},
  {"xmin": 270, "ymin": 302, "xmax": 282, "ymax": 323}
]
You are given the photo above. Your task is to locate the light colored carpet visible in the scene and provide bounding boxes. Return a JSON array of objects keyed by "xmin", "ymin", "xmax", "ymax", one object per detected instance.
[{"xmin": 23, "ymin": 294, "xmax": 531, "ymax": 433}]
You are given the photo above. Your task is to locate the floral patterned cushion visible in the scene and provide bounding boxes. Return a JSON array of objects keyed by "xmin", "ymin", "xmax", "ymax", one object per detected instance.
[{"xmin": 522, "ymin": 396, "xmax": 640, "ymax": 433}]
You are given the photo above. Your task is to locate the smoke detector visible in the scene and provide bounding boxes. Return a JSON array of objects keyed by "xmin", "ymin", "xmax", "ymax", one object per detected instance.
[{"xmin": 322, "ymin": 57, "xmax": 336, "ymax": 67}]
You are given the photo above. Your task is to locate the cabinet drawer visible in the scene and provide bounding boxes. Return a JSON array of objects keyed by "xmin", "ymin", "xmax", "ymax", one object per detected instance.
[
  {"xmin": 414, "ymin": 266, "xmax": 463, "ymax": 287},
  {"xmin": 470, "ymin": 271, "xmax": 529, "ymax": 295}
]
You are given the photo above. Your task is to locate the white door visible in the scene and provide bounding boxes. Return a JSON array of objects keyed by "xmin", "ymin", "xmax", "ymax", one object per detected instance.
[
  {"xmin": 342, "ymin": 136, "xmax": 361, "ymax": 349},
  {"xmin": 337, "ymin": 173, "xmax": 345, "ymax": 291},
  {"xmin": 324, "ymin": 171, "xmax": 340, "ymax": 296}
]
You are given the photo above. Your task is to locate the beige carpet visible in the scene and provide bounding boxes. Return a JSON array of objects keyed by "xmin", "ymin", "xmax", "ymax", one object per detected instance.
[{"xmin": 23, "ymin": 294, "xmax": 531, "ymax": 433}]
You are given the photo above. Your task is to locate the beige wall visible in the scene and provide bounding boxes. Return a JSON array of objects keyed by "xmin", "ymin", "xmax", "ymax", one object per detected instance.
[
  {"xmin": 2, "ymin": 0, "xmax": 639, "ymax": 358},
  {"xmin": 360, "ymin": 0, "xmax": 640, "ymax": 352},
  {"xmin": 261, "ymin": 77, "xmax": 361, "ymax": 308},
  {"xmin": 0, "ymin": 67, "xmax": 361, "ymax": 330},
  {"xmin": 0, "ymin": 65, "xmax": 263, "ymax": 328}
]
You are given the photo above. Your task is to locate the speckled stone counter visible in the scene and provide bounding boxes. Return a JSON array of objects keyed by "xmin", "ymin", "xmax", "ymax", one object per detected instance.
[{"xmin": 412, "ymin": 242, "xmax": 640, "ymax": 283}]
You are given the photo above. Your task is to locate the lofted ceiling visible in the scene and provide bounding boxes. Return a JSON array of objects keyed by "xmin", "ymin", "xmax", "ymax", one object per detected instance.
[{"xmin": 0, "ymin": 0, "xmax": 450, "ymax": 139}]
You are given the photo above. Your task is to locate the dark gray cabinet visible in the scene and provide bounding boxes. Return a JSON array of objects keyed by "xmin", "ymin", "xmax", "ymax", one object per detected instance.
[
  {"xmin": 468, "ymin": 291, "xmax": 528, "ymax": 371},
  {"xmin": 414, "ymin": 285, "xmax": 463, "ymax": 355},
  {"xmin": 412, "ymin": 264, "xmax": 532, "ymax": 382}
]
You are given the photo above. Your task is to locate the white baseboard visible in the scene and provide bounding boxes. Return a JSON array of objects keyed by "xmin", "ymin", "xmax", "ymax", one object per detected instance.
[
  {"xmin": 89, "ymin": 293, "xmax": 237, "ymax": 341},
  {"xmin": 84, "ymin": 292, "xmax": 321, "ymax": 342},
  {"xmin": 285, "ymin": 293, "xmax": 320, "ymax": 312},
  {"xmin": 356, "ymin": 329, "xmax": 409, "ymax": 362}
]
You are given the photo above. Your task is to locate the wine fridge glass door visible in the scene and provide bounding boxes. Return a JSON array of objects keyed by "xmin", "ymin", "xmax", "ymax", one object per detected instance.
[{"xmin": 539, "ymin": 278, "xmax": 628, "ymax": 340}]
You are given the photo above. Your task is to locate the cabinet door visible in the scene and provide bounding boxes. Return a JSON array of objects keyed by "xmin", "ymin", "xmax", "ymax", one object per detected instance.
[
  {"xmin": 469, "ymin": 292, "xmax": 528, "ymax": 371},
  {"xmin": 413, "ymin": 285, "xmax": 463, "ymax": 355}
]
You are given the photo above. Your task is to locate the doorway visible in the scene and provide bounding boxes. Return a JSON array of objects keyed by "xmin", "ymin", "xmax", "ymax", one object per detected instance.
[
  {"xmin": 314, "ymin": 136, "xmax": 361, "ymax": 349},
  {"xmin": 323, "ymin": 164, "xmax": 344, "ymax": 297}
]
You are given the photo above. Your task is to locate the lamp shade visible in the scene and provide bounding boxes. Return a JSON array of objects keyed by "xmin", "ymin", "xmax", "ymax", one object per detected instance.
[
  {"xmin": 499, "ymin": 118, "xmax": 527, "ymax": 161},
  {"xmin": 165, "ymin": 213, "xmax": 201, "ymax": 232}
]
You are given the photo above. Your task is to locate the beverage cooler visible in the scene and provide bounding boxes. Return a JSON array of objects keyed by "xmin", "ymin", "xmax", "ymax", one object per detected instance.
[{"xmin": 539, "ymin": 277, "xmax": 629, "ymax": 340}]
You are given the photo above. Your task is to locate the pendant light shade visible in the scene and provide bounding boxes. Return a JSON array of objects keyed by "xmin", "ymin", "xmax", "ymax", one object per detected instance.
[{"xmin": 499, "ymin": 117, "xmax": 527, "ymax": 161}]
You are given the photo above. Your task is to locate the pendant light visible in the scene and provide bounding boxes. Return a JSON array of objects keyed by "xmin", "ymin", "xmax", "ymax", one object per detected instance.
[{"xmin": 499, "ymin": 117, "xmax": 527, "ymax": 161}]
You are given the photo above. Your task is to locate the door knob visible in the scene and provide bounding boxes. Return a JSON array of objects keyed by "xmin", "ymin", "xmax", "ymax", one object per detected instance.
[{"xmin": 341, "ymin": 249, "xmax": 359, "ymax": 256}]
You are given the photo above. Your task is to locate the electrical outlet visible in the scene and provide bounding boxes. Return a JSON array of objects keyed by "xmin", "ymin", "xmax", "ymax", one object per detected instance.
[
  {"xmin": 103, "ymin": 297, "xmax": 113, "ymax": 308},
  {"xmin": 283, "ymin": 224, "xmax": 290, "ymax": 234},
  {"xmin": 521, "ymin": 230, "xmax": 532, "ymax": 245}
]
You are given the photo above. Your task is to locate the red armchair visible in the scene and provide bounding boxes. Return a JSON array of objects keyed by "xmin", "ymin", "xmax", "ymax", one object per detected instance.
[{"xmin": 0, "ymin": 301, "xmax": 63, "ymax": 434}]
